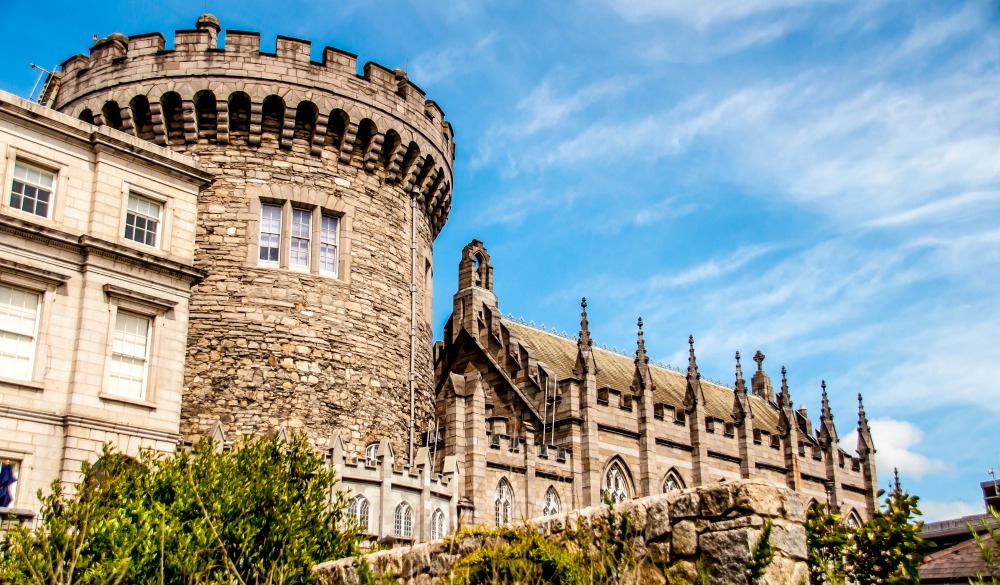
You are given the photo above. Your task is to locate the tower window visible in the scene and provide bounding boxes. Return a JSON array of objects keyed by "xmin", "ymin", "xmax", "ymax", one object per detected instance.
[
  {"xmin": 431, "ymin": 507, "xmax": 446, "ymax": 540},
  {"xmin": 348, "ymin": 495, "xmax": 371, "ymax": 533},
  {"xmin": 10, "ymin": 161, "xmax": 55, "ymax": 218},
  {"xmin": 259, "ymin": 204, "xmax": 281, "ymax": 263},
  {"xmin": 124, "ymin": 195, "xmax": 161, "ymax": 247},
  {"xmin": 255, "ymin": 200, "xmax": 341, "ymax": 277},
  {"xmin": 495, "ymin": 478, "xmax": 514, "ymax": 525},
  {"xmin": 290, "ymin": 208, "xmax": 311, "ymax": 269},
  {"xmin": 319, "ymin": 214, "xmax": 339, "ymax": 276}
]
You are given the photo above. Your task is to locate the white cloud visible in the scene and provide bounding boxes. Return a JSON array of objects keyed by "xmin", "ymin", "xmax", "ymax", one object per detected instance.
[
  {"xmin": 840, "ymin": 417, "xmax": 948, "ymax": 480},
  {"xmin": 919, "ymin": 499, "xmax": 981, "ymax": 523},
  {"xmin": 606, "ymin": 0, "xmax": 840, "ymax": 28},
  {"xmin": 410, "ymin": 31, "xmax": 498, "ymax": 85},
  {"xmin": 649, "ymin": 244, "xmax": 777, "ymax": 288}
]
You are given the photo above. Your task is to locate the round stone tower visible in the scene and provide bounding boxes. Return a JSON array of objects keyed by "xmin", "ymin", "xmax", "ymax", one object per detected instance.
[{"xmin": 49, "ymin": 15, "xmax": 454, "ymax": 457}]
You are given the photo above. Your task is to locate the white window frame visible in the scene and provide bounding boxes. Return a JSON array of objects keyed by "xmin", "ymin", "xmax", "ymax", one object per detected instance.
[
  {"xmin": 0, "ymin": 284, "xmax": 42, "ymax": 382},
  {"xmin": 430, "ymin": 507, "xmax": 446, "ymax": 540},
  {"xmin": 0, "ymin": 259, "xmax": 68, "ymax": 389},
  {"xmin": 8, "ymin": 160, "xmax": 56, "ymax": 219},
  {"xmin": 348, "ymin": 495, "xmax": 371, "ymax": 534},
  {"xmin": 254, "ymin": 200, "xmax": 342, "ymax": 278},
  {"xmin": 319, "ymin": 213, "xmax": 340, "ymax": 277},
  {"xmin": 0, "ymin": 456, "xmax": 23, "ymax": 510},
  {"xmin": 364, "ymin": 443, "xmax": 379, "ymax": 466},
  {"xmin": 394, "ymin": 501, "xmax": 413, "ymax": 539},
  {"xmin": 289, "ymin": 207, "xmax": 312, "ymax": 271},
  {"xmin": 107, "ymin": 310, "xmax": 152, "ymax": 400},
  {"xmin": 258, "ymin": 203, "xmax": 282, "ymax": 265},
  {"xmin": 123, "ymin": 193, "xmax": 163, "ymax": 248},
  {"xmin": 100, "ymin": 285, "xmax": 176, "ymax": 408}
]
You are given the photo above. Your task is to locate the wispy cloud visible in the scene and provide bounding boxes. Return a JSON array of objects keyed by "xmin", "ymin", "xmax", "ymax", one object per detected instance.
[
  {"xmin": 606, "ymin": 0, "xmax": 841, "ymax": 28},
  {"xmin": 839, "ymin": 417, "xmax": 948, "ymax": 480},
  {"xmin": 410, "ymin": 31, "xmax": 498, "ymax": 85},
  {"xmin": 650, "ymin": 244, "xmax": 777, "ymax": 288}
]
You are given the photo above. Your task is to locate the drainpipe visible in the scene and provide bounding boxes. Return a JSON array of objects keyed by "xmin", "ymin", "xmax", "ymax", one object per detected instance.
[{"xmin": 408, "ymin": 192, "xmax": 418, "ymax": 467}]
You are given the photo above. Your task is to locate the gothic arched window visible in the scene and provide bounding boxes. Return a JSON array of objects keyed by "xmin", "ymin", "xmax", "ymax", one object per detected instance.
[
  {"xmin": 542, "ymin": 486, "xmax": 560, "ymax": 516},
  {"xmin": 845, "ymin": 510, "xmax": 862, "ymax": 529},
  {"xmin": 347, "ymin": 495, "xmax": 371, "ymax": 533},
  {"xmin": 663, "ymin": 469, "xmax": 685, "ymax": 494},
  {"xmin": 394, "ymin": 501, "xmax": 413, "ymax": 538},
  {"xmin": 495, "ymin": 478, "xmax": 514, "ymax": 526},
  {"xmin": 431, "ymin": 508, "xmax": 446, "ymax": 540},
  {"xmin": 603, "ymin": 460, "xmax": 631, "ymax": 503}
]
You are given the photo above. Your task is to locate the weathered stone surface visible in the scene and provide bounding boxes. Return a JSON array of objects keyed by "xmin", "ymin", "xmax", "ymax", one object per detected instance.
[
  {"xmin": 645, "ymin": 497, "xmax": 672, "ymax": 542},
  {"xmin": 770, "ymin": 520, "xmax": 808, "ymax": 560},
  {"xmin": 699, "ymin": 528, "xmax": 755, "ymax": 584},
  {"xmin": 672, "ymin": 520, "xmax": 699, "ymax": 556},
  {"xmin": 700, "ymin": 483, "xmax": 734, "ymax": 517},
  {"xmin": 671, "ymin": 492, "xmax": 702, "ymax": 518},
  {"xmin": 664, "ymin": 560, "xmax": 698, "ymax": 584}
]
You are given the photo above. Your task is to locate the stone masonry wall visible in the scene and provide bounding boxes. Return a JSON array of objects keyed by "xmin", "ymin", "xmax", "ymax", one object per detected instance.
[{"xmin": 313, "ymin": 480, "xmax": 810, "ymax": 585}]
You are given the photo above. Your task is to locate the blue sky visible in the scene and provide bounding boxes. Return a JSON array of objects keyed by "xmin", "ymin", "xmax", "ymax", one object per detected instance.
[{"xmin": 2, "ymin": 0, "xmax": 998, "ymax": 521}]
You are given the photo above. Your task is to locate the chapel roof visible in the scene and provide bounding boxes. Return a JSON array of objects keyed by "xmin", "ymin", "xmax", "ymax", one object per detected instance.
[{"xmin": 505, "ymin": 321, "xmax": 782, "ymax": 435}]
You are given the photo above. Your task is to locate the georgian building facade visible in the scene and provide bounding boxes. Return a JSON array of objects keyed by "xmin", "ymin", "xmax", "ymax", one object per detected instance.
[{"xmin": 0, "ymin": 89, "xmax": 208, "ymax": 521}]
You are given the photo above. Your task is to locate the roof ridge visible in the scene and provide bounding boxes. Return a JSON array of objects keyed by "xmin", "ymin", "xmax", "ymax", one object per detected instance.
[{"xmin": 504, "ymin": 315, "xmax": 733, "ymax": 389}]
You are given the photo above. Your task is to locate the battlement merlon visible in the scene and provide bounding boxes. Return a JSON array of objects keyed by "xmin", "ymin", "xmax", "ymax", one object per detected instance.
[{"xmin": 49, "ymin": 16, "xmax": 455, "ymax": 170}]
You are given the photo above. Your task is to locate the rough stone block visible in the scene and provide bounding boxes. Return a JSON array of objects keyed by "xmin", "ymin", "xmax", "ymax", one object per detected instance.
[{"xmin": 672, "ymin": 519, "xmax": 698, "ymax": 557}]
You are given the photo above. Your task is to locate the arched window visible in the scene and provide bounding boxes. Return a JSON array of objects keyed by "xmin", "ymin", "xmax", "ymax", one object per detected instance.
[
  {"xmin": 101, "ymin": 101, "xmax": 123, "ymax": 130},
  {"xmin": 227, "ymin": 92, "xmax": 251, "ymax": 143},
  {"xmin": 193, "ymin": 90, "xmax": 218, "ymax": 141},
  {"xmin": 365, "ymin": 443, "xmax": 379, "ymax": 466},
  {"xmin": 845, "ymin": 510, "xmax": 862, "ymax": 529},
  {"xmin": 431, "ymin": 507, "xmax": 446, "ymax": 540},
  {"xmin": 495, "ymin": 477, "xmax": 514, "ymax": 526},
  {"xmin": 663, "ymin": 469, "xmax": 685, "ymax": 494},
  {"xmin": 347, "ymin": 495, "xmax": 370, "ymax": 533},
  {"xmin": 129, "ymin": 95, "xmax": 155, "ymax": 141},
  {"xmin": 394, "ymin": 501, "xmax": 413, "ymax": 538},
  {"xmin": 603, "ymin": 460, "xmax": 631, "ymax": 503},
  {"xmin": 542, "ymin": 486, "xmax": 560, "ymax": 516}
]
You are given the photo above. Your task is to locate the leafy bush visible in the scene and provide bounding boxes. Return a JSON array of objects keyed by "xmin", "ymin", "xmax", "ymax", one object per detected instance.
[
  {"xmin": 970, "ymin": 507, "xmax": 1000, "ymax": 585},
  {"xmin": 0, "ymin": 434, "xmax": 360, "ymax": 585},
  {"xmin": 806, "ymin": 487, "xmax": 927, "ymax": 584}
]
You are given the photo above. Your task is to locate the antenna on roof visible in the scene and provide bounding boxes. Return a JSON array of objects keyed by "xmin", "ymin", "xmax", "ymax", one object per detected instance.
[{"xmin": 28, "ymin": 64, "xmax": 56, "ymax": 103}]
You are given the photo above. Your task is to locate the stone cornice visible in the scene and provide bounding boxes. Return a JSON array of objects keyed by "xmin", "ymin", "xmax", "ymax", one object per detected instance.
[{"xmin": 0, "ymin": 216, "xmax": 205, "ymax": 284}]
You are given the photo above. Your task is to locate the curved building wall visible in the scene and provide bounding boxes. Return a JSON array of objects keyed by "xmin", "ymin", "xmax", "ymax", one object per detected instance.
[{"xmin": 50, "ymin": 17, "xmax": 454, "ymax": 454}]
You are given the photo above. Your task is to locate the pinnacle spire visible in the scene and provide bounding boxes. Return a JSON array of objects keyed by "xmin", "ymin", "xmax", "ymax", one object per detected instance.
[
  {"xmin": 578, "ymin": 297, "xmax": 592, "ymax": 347},
  {"xmin": 635, "ymin": 317, "xmax": 648, "ymax": 364},
  {"xmin": 821, "ymin": 380, "xmax": 832, "ymax": 419},
  {"xmin": 734, "ymin": 351, "xmax": 746, "ymax": 392},
  {"xmin": 779, "ymin": 365, "xmax": 792, "ymax": 408},
  {"xmin": 893, "ymin": 467, "xmax": 901, "ymax": 493},
  {"xmin": 858, "ymin": 393, "xmax": 869, "ymax": 428},
  {"xmin": 687, "ymin": 335, "xmax": 700, "ymax": 379}
]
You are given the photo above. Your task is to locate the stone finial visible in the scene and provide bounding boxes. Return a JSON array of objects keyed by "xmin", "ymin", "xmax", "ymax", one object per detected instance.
[
  {"xmin": 578, "ymin": 297, "xmax": 592, "ymax": 347},
  {"xmin": 857, "ymin": 393, "xmax": 869, "ymax": 429},
  {"xmin": 196, "ymin": 14, "xmax": 221, "ymax": 49},
  {"xmin": 732, "ymin": 351, "xmax": 752, "ymax": 424},
  {"xmin": 779, "ymin": 366, "xmax": 792, "ymax": 409},
  {"xmin": 818, "ymin": 380, "xmax": 838, "ymax": 449},
  {"xmin": 635, "ymin": 317, "xmax": 648, "ymax": 364},
  {"xmin": 687, "ymin": 335, "xmax": 700, "ymax": 380},
  {"xmin": 753, "ymin": 350, "xmax": 765, "ymax": 372}
]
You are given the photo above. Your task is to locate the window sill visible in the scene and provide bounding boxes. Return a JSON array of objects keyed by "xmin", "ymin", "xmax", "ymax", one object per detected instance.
[
  {"xmin": 99, "ymin": 392, "xmax": 157, "ymax": 410},
  {"xmin": 0, "ymin": 376, "xmax": 44, "ymax": 392},
  {"xmin": 0, "ymin": 507, "xmax": 36, "ymax": 522}
]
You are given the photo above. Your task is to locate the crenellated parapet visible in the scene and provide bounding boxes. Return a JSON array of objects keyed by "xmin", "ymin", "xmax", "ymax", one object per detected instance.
[{"xmin": 48, "ymin": 16, "xmax": 454, "ymax": 236}]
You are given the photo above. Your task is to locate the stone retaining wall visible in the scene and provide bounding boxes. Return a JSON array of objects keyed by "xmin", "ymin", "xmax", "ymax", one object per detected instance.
[{"xmin": 313, "ymin": 479, "xmax": 809, "ymax": 584}]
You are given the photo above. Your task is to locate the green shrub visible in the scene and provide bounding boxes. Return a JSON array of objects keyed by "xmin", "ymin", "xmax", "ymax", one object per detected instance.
[{"xmin": 0, "ymin": 434, "xmax": 361, "ymax": 585}]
